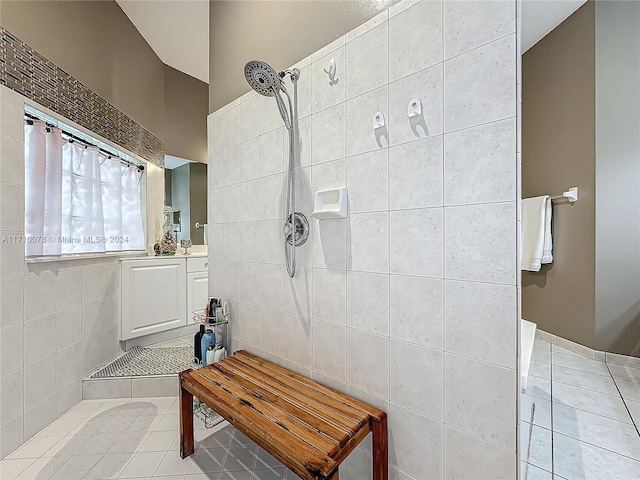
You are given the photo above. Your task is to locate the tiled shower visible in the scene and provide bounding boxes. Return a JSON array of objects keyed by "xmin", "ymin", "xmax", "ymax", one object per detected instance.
[{"xmin": 207, "ymin": 1, "xmax": 519, "ymax": 478}]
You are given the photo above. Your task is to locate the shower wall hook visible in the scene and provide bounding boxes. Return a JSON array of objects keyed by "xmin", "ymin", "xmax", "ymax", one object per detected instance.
[
  {"xmin": 324, "ymin": 58, "xmax": 338, "ymax": 85},
  {"xmin": 408, "ymin": 98, "xmax": 422, "ymax": 118},
  {"xmin": 372, "ymin": 111, "xmax": 385, "ymax": 130}
]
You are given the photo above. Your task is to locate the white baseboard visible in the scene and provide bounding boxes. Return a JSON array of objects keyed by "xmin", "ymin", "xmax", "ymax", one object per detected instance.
[{"xmin": 535, "ymin": 329, "xmax": 606, "ymax": 361}]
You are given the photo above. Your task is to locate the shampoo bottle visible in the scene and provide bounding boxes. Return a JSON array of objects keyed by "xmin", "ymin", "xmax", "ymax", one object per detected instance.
[{"xmin": 200, "ymin": 329, "xmax": 216, "ymax": 366}]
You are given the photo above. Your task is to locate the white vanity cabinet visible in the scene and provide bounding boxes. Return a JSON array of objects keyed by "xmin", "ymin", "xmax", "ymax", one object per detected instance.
[
  {"xmin": 120, "ymin": 255, "xmax": 208, "ymax": 340},
  {"xmin": 187, "ymin": 257, "xmax": 209, "ymax": 322}
]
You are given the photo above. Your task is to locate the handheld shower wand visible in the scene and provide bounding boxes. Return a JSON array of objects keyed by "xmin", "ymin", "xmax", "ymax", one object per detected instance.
[{"xmin": 244, "ymin": 61, "xmax": 309, "ymax": 278}]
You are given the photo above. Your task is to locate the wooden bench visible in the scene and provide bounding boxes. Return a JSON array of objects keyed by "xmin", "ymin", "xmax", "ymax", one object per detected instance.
[{"xmin": 179, "ymin": 350, "xmax": 388, "ymax": 480}]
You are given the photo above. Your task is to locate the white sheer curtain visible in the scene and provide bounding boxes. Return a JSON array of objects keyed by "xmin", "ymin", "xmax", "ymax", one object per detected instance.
[
  {"xmin": 24, "ymin": 120, "xmax": 145, "ymax": 257},
  {"xmin": 101, "ymin": 154, "xmax": 145, "ymax": 252}
]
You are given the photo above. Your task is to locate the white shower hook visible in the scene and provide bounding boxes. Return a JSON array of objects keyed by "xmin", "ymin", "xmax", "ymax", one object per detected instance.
[
  {"xmin": 408, "ymin": 98, "xmax": 422, "ymax": 118},
  {"xmin": 324, "ymin": 58, "xmax": 337, "ymax": 83},
  {"xmin": 372, "ymin": 111, "xmax": 385, "ymax": 130}
]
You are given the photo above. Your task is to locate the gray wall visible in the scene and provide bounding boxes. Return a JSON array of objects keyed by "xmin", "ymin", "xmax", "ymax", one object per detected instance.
[
  {"xmin": 208, "ymin": 1, "xmax": 518, "ymax": 477},
  {"xmin": 208, "ymin": 0, "xmax": 397, "ymax": 112},
  {"xmin": 1, "ymin": 1, "xmax": 209, "ymax": 164},
  {"xmin": 164, "ymin": 65, "xmax": 209, "ymax": 164},
  {"xmin": 522, "ymin": 1, "xmax": 640, "ymax": 356},
  {"xmin": 0, "ymin": 0, "xmax": 165, "ymax": 139},
  {"xmin": 595, "ymin": 0, "xmax": 640, "ymax": 354},
  {"xmin": 522, "ymin": 2, "xmax": 596, "ymax": 348}
]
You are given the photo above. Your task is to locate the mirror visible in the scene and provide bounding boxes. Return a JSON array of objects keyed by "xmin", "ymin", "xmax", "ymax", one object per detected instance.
[{"xmin": 164, "ymin": 155, "xmax": 207, "ymax": 245}]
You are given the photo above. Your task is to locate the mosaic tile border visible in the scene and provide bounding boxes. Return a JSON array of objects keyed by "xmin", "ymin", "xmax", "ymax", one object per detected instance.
[
  {"xmin": 90, "ymin": 346, "xmax": 196, "ymax": 378},
  {"xmin": 0, "ymin": 27, "xmax": 164, "ymax": 167}
]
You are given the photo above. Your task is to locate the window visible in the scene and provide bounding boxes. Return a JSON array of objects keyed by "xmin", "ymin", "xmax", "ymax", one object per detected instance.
[{"xmin": 24, "ymin": 110, "xmax": 145, "ymax": 258}]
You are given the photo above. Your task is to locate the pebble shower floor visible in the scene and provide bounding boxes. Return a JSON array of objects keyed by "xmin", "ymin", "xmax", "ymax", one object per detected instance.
[{"xmin": 90, "ymin": 347, "xmax": 195, "ymax": 378}]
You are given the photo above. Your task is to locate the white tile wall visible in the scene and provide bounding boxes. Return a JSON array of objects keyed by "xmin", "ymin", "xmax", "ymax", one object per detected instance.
[
  {"xmin": 0, "ymin": 85, "xmax": 164, "ymax": 458},
  {"xmin": 207, "ymin": 0, "xmax": 518, "ymax": 478}
]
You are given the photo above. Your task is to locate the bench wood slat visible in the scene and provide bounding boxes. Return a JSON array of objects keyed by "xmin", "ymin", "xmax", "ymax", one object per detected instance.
[
  {"xmin": 235, "ymin": 350, "xmax": 386, "ymax": 423},
  {"xmin": 195, "ymin": 367, "xmax": 341, "ymax": 456},
  {"xmin": 210, "ymin": 362, "xmax": 354, "ymax": 447},
  {"xmin": 181, "ymin": 370, "xmax": 338, "ymax": 480},
  {"xmin": 219, "ymin": 358, "xmax": 363, "ymax": 437},
  {"xmin": 227, "ymin": 355, "xmax": 369, "ymax": 427}
]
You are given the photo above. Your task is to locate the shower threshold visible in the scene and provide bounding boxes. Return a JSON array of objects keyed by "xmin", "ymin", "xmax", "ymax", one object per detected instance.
[
  {"xmin": 83, "ymin": 343, "xmax": 225, "ymax": 428},
  {"xmin": 90, "ymin": 345, "xmax": 195, "ymax": 378},
  {"xmin": 83, "ymin": 345, "xmax": 197, "ymax": 400}
]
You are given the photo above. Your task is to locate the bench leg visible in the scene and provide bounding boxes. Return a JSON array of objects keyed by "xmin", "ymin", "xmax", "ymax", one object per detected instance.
[
  {"xmin": 179, "ymin": 383, "xmax": 194, "ymax": 458},
  {"xmin": 372, "ymin": 415, "xmax": 388, "ymax": 480}
]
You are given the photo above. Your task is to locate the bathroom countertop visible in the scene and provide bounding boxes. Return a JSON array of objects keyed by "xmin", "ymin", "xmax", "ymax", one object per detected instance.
[{"xmin": 119, "ymin": 252, "xmax": 208, "ymax": 261}]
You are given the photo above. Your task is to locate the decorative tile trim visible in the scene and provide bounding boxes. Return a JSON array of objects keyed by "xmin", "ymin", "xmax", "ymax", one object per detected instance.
[{"xmin": 0, "ymin": 27, "xmax": 164, "ymax": 167}]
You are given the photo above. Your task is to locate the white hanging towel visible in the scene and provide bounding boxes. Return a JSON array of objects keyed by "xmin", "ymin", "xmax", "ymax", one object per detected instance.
[
  {"xmin": 540, "ymin": 198, "xmax": 553, "ymax": 265},
  {"xmin": 522, "ymin": 195, "xmax": 553, "ymax": 271}
]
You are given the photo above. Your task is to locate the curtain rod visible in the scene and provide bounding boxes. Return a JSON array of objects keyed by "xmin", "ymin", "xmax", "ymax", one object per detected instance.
[{"xmin": 24, "ymin": 112, "xmax": 144, "ymax": 173}]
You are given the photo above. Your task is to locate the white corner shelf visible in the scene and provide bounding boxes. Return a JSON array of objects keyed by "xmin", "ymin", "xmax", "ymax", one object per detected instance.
[{"xmin": 312, "ymin": 187, "xmax": 348, "ymax": 219}]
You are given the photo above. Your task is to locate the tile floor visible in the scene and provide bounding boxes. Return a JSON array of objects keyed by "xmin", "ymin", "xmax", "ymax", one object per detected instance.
[
  {"xmin": 522, "ymin": 337, "xmax": 640, "ymax": 479},
  {"xmin": 0, "ymin": 396, "xmax": 360, "ymax": 480},
  {"xmin": 6, "ymin": 336, "xmax": 640, "ymax": 479}
]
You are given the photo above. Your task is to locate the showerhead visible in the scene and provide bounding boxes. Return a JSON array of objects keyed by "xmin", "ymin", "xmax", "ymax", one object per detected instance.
[{"xmin": 244, "ymin": 60, "xmax": 281, "ymax": 96}]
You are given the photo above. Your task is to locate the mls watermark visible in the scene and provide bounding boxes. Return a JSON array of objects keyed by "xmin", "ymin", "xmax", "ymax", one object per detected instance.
[{"xmin": 1, "ymin": 235, "xmax": 130, "ymax": 244}]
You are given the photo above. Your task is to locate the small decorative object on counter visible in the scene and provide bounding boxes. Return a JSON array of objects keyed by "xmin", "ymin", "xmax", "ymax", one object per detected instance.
[
  {"xmin": 181, "ymin": 239, "xmax": 192, "ymax": 255},
  {"xmin": 160, "ymin": 206, "xmax": 177, "ymax": 255},
  {"xmin": 153, "ymin": 243, "xmax": 160, "ymax": 256},
  {"xmin": 160, "ymin": 230, "xmax": 177, "ymax": 255}
]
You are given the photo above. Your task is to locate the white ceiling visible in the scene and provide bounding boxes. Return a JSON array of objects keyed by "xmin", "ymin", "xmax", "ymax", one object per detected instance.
[
  {"xmin": 116, "ymin": 0, "xmax": 586, "ymax": 85},
  {"xmin": 116, "ymin": 0, "xmax": 209, "ymax": 84},
  {"xmin": 521, "ymin": 0, "xmax": 588, "ymax": 52}
]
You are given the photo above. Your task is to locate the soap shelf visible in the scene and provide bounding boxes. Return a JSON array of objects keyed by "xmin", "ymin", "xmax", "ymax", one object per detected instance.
[
  {"xmin": 193, "ymin": 399, "xmax": 225, "ymax": 428},
  {"xmin": 312, "ymin": 187, "xmax": 348, "ymax": 219},
  {"xmin": 192, "ymin": 310, "xmax": 230, "ymax": 327}
]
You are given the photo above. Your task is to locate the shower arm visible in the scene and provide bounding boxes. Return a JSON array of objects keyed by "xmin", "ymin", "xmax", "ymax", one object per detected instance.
[{"xmin": 281, "ymin": 68, "xmax": 300, "ymax": 82}]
